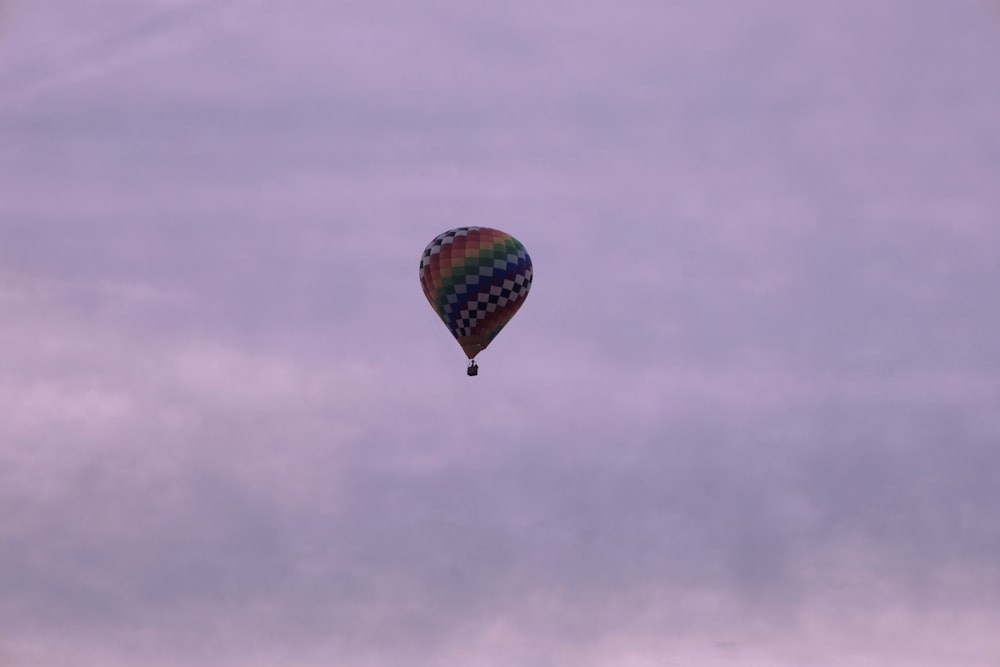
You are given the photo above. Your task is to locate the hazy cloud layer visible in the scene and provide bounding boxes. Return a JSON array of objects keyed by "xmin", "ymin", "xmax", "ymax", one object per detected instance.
[{"xmin": 2, "ymin": 1, "xmax": 999, "ymax": 665}]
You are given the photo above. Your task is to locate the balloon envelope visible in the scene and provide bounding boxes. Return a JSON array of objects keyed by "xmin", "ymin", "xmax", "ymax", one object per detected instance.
[{"xmin": 419, "ymin": 227, "xmax": 533, "ymax": 359}]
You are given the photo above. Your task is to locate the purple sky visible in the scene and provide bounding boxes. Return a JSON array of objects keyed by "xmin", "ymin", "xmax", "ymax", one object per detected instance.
[{"xmin": 2, "ymin": 1, "xmax": 1000, "ymax": 665}]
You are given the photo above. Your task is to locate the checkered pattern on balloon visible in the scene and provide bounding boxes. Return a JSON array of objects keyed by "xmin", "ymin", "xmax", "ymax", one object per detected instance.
[{"xmin": 419, "ymin": 227, "xmax": 533, "ymax": 363}]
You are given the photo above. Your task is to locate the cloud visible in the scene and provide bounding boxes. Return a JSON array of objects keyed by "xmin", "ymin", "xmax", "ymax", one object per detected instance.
[{"xmin": 1, "ymin": 0, "xmax": 999, "ymax": 665}]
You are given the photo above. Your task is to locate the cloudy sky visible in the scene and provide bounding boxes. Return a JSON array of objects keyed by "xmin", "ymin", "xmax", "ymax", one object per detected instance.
[{"xmin": 2, "ymin": 0, "xmax": 1000, "ymax": 665}]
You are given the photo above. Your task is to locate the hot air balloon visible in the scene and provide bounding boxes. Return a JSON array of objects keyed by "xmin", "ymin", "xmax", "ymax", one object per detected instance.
[{"xmin": 419, "ymin": 227, "xmax": 533, "ymax": 376}]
